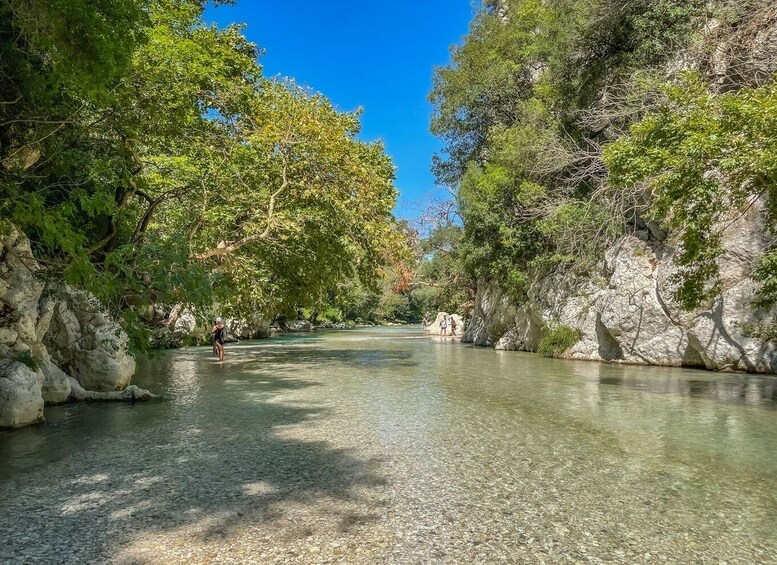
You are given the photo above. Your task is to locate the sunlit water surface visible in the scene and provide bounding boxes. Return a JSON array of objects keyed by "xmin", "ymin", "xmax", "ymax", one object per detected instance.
[{"xmin": 2, "ymin": 326, "xmax": 777, "ymax": 563}]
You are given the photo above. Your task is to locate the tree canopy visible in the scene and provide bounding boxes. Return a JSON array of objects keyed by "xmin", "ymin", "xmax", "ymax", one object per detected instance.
[
  {"xmin": 429, "ymin": 0, "xmax": 776, "ymax": 311},
  {"xmin": 1, "ymin": 0, "xmax": 403, "ymax": 349}
]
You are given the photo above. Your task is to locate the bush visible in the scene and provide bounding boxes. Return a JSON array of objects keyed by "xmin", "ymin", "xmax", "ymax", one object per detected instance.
[
  {"xmin": 604, "ymin": 74, "xmax": 777, "ymax": 309},
  {"xmin": 13, "ymin": 352, "xmax": 40, "ymax": 371},
  {"xmin": 538, "ymin": 325, "xmax": 582, "ymax": 358},
  {"xmin": 738, "ymin": 322, "xmax": 777, "ymax": 343},
  {"xmin": 318, "ymin": 307, "xmax": 344, "ymax": 324}
]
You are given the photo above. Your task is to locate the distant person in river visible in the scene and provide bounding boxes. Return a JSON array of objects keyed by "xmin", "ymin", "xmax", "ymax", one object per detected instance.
[
  {"xmin": 440, "ymin": 315, "xmax": 448, "ymax": 336},
  {"xmin": 422, "ymin": 312, "xmax": 430, "ymax": 328},
  {"xmin": 212, "ymin": 317, "xmax": 226, "ymax": 361},
  {"xmin": 450, "ymin": 316, "xmax": 457, "ymax": 336}
]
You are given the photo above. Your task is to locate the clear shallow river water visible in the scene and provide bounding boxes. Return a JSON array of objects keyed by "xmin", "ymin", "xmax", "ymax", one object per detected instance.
[{"xmin": 2, "ymin": 326, "xmax": 777, "ymax": 564}]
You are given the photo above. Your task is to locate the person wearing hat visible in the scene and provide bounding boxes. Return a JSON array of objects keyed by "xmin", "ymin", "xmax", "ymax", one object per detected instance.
[{"xmin": 212, "ymin": 317, "xmax": 226, "ymax": 361}]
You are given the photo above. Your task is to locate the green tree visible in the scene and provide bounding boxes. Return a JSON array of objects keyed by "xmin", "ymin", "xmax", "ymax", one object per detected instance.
[
  {"xmin": 429, "ymin": 0, "xmax": 720, "ymax": 309},
  {"xmin": 412, "ymin": 223, "xmax": 474, "ymax": 314},
  {"xmin": 605, "ymin": 73, "xmax": 777, "ymax": 309},
  {"xmin": 1, "ymin": 0, "xmax": 401, "ymax": 350}
]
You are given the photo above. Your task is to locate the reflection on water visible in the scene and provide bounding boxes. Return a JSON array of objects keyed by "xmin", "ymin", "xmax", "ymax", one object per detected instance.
[
  {"xmin": 1, "ymin": 326, "xmax": 777, "ymax": 562},
  {"xmin": 588, "ymin": 368, "xmax": 777, "ymax": 408}
]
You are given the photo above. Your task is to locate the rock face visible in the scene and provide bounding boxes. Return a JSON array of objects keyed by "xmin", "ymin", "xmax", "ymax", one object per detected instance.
[
  {"xmin": 425, "ymin": 312, "xmax": 464, "ymax": 336},
  {"xmin": 0, "ymin": 226, "xmax": 150, "ymax": 428},
  {"xmin": 284, "ymin": 319, "xmax": 313, "ymax": 332},
  {"xmin": 151, "ymin": 305, "xmax": 270, "ymax": 348},
  {"xmin": 40, "ymin": 361, "xmax": 71, "ymax": 404},
  {"xmin": 464, "ymin": 203, "xmax": 777, "ymax": 374},
  {"xmin": 170, "ymin": 305, "xmax": 198, "ymax": 336},
  {"xmin": 226, "ymin": 316, "xmax": 270, "ymax": 340},
  {"xmin": 44, "ymin": 286, "xmax": 135, "ymax": 391},
  {"xmin": 0, "ymin": 360, "xmax": 44, "ymax": 428}
]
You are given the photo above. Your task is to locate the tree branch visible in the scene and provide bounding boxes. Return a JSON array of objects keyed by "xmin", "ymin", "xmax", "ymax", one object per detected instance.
[
  {"xmin": 87, "ymin": 139, "xmax": 144, "ymax": 255},
  {"xmin": 132, "ymin": 186, "xmax": 191, "ymax": 243},
  {"xmin": 190, "ymin": 157, "xmax": 291, "ymax": 261}
]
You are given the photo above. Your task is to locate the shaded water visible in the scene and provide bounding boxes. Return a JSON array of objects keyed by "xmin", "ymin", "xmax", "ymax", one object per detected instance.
[{"xmin": 2, "ymin": 326, "xmax": 777, "ymax": 563}]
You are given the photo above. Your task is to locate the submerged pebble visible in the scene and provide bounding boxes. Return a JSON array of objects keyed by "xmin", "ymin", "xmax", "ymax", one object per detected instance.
[{"xmin": 1, "ymin": 327, "xmax": 776, "ymax": 564}]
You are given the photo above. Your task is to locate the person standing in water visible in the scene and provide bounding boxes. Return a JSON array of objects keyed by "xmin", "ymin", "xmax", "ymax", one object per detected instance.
[
  {"xmin": 440, "ymin": 315, "xmax": 448, "ymax": 336},
  {"xmin": 450, "ymin": 315, "xmax": 458, "ymax": 336},
  {"xmin": 212, "ymin": 317, "xmax": 226, "ymax": 361}
]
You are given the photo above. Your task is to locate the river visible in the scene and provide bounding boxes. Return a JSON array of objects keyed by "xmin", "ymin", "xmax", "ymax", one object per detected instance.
[{"xmin": 1, "ymin": 326, "xmax": 777, "ymax": 563}]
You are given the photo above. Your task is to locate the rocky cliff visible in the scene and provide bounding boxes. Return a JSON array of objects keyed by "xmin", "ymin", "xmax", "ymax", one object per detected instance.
[
  {"xmin": 0, "ymin": 227, "xmax": 153, "ymax": 429},
  {"xmin": 463, "ymin": 202, "xmax": 777, "ymax": 374}
]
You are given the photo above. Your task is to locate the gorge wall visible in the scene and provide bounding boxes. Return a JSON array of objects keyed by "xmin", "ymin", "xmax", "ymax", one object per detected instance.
[
  {"xmin": 0, "ymin": 227, "xmax": 152, "ymax": 429},
  {"xmin": 463, "ymin": 202, "xmax": 777, "ymax": 374}
]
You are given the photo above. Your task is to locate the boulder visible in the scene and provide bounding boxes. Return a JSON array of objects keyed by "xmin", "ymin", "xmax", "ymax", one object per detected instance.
[
  {"xmin": 226, "ymin": 316, "xmax": 270, "ymax": 340},
  {"xmin": 425, "ymin": 312, "xmax": 464, "ymax": 336},
  {"xmin": 462, "ymin": 285, "xmax": 523, "ymax": 346},
  {"xmin": 172, "ymin": 306, "xmax": 198, "ymax": 335},
  {"xmin": 285, "ymin": 319, "xmax": 313, "ymax": 332},
  {"xmin": 0, "ymin": 225, "xmax": 153, "ymax": 428},
  {"xmin": 154, "ymin": 305, "xmax": 210, "ymax": 347},
  {"xmin": 40, "ymin": 360, "xmax": 71, "ymax": 404},
  {"xmin": 0, "ymin": 227, "xmax": 47, "ymax": 426},
  {"xmin": 44, "ymin": 286, "xmax": 135, "ymax": 392},
  {"xmin": 0, "ymin": 360, "xmax": 44, "ymax": 428},
  {"xmin": 160, "ymin": 305, "xmax": 270, "ymax": 345},
  {"xmin": 0, "ymin": 228, "xmax": 44, "ymax": 333}
]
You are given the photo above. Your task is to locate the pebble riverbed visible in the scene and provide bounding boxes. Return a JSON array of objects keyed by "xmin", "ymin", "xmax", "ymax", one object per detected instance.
[{"xmin": 2, "ymin": 326, "xmax": 777, "ymax": 564}]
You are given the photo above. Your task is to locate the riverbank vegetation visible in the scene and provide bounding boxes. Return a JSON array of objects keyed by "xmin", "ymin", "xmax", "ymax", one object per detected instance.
[
  {"xmin": 0, "ymin": 0, "xmax": 408, "ymax": 350},
  {"xmin": 427, "ymin": 0, "xmax": 777, "ymax": 325},
  {"xmin": 538, "ymin": 325, "xmax": 583, "ymax": 358}
]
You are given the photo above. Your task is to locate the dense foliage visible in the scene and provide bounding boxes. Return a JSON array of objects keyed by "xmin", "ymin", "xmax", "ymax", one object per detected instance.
[
  {"xmin": 606, "ymin": 74, "xmax": 777, "ymax": 309},
  {"xmin": 0, "ymin": 0, "xmax": 403, "ymax": 349},
  {"xmin": 411, "ymin": 224, "xmax": 474, "ymax": 315},
  {"xmin": 537, "ymin": 325, "xmax": 582, "ymax": 358},
  {"xmin": 430, "ymin": 0, "xmax": 776, "ymax": 312}
]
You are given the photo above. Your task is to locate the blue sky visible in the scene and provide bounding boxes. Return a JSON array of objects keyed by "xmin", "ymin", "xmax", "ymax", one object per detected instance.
[{"xmin": 204, "ymin": 1, "xmax": 475, "ymax": 220}]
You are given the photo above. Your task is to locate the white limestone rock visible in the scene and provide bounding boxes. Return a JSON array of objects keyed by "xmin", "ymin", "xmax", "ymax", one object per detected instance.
[
  {"xmin": 285, "ymin": 319, "xmax": 313, "ymax": 332},
  {"xmin": 425, "ymin": 312, "xmax": 464, "ymax": 336},
  {"xmin": 227, "ymin": 316, "xmax": 270, "ymax": 339},
  {"xmin": 465, "ymin": 201, "xmax": 777, "ymax": 374},
  {"xmin": 0, "ymin": 360, "xmax": 44, "ymax": 428},
  {"xmin": 1, "ymin": 229, "xmax": 44, "ymax": 327},
  {"xmin": 44, "ymin": 285, "xmax": 135, "ymax": 392},
  {"xmin": 495, "ymin": 329, "xmax": 522, "ymax": 351},
  {"xmin": 161, "ymin": 305, "xmax": 270, "ymax": 345},
  {"xmin": 68, "ymin": 376, "xmax": 156, "ymax": 402},
  {"xmin": 172, "ymin": 306, "xmax": 198, "ymax": 335},
  {"xmin": 40, "ymin": 360, "xmax": 71, "ymax": 404},
  {"xmin": 462, "ymin": 285, "xmax": 526, "ymax": 347},
  {"xmin": 0, "ymin": 327, "xmax": 18, "ymax": 345},
  {"xmin": 0, "ymin": 226, "xmax": 147, "ymax": 428}
]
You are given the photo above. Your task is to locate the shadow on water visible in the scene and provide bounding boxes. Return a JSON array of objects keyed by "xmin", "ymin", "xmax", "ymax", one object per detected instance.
[
  {"xmin": 4, "ymin": 328, "xmax": 777, "ymax": 562},
  {"xmin": 0, "ymin": 354, "xmax": 389, "ymax": 562}
]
